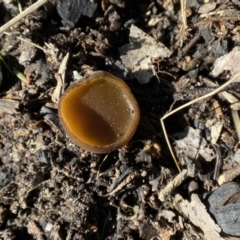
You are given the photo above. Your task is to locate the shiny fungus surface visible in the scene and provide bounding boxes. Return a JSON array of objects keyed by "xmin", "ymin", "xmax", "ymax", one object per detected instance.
[{"xmin": 58, "ymin": 71, "xmax": 140, "ymax": 153}]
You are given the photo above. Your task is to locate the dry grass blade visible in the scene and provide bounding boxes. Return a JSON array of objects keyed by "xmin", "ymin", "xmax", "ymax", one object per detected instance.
[
  {"xmin": 3, "ymin": 32, "xmax": 52, "ymax": 55},
  {"xmin": 161, "ymin": 71, "xmax": 240, "ymax": 172},
  {"xmin": 0, "ymin": 0, "xmax": 48, "ymax": 34},
  {"xmin": 176, "ymin": 0, "xmax": 191, "ymax": 47}
]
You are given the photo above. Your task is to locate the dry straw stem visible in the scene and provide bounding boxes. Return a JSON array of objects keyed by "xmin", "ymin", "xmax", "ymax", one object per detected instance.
[
  {"xmin": 161, "ymin": 71, "xmax": 240, "ymax": 173},
  {"xmin": 0, "ymin": 0, "xmax": 48, "ymax": 34},
  {"xmin": 180, "ymin": 0, "xmax": 187, "ymax": 29},
  {"xmin": 176, "ymin": 0, "xmax": 191, "ymax": 47}
]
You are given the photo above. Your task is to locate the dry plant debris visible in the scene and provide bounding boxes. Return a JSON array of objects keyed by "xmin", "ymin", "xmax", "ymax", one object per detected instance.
[
  {"xmin": 175, "ymin": 126, "xmax": 215, "ymax": 162},
  {"xmin": 119, "ymin": 24, "xmax": 172, "ymax": 84},
  {"xmin": 175, "ymin": 193, "xmax": 223, "ymax": 240},
  {"xmin": 1, "ymin": 0, "xmax": 240, "ymax": 239},
  {"xmin": 212, "ymin": 46, "xmax": 240, "ymax": 78}
]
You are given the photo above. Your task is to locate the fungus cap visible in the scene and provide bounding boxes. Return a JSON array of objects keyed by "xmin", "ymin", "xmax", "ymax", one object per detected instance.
[{"xmin": 58, "ymin": 71, "xmax": 140, "ymax": 153}]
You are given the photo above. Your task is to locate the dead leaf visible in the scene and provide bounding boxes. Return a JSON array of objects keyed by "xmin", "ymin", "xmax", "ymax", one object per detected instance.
[
  {"xmin": 175, "ymin": 194, "xmax": 223, "ymax": 240},
  {"xmin": 211, "ymin": 46, "xmax": 240, "ymax": 78},
  {"xmin": 205, "ymin": 119, "xmax": 223, "ymax": 144},
  {"xmin": 175, "ymin": 127, "xmax": 215, "ymax": 162},
  {"xmin": 119, "ymin": 25, "xmax": 172, "ymax": 84}
]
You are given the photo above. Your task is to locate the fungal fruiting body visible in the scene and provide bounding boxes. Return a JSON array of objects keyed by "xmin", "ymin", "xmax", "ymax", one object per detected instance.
[{"xmin": 58, "ymin": 71, "xmax": 140, "ymax": 153}]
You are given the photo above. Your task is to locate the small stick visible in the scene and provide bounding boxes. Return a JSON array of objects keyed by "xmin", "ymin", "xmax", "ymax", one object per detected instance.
[
  {"xmin": 0, "ymin": 0, "xmax": 48, "ymax": 34},
  {"xmin": 161, "ymin": 71, "xmax": 240, "ymax": 172},
  {"xmin": 231, "ymin": 109, "xmax": 240, "ymax": 142},
  {"xmin": 181, "ymin": 34, "xmax": 201, "ymax": 57},
  {"xmin": 158, "ymin": 169, "xmax": 188, "ymax": 201}
]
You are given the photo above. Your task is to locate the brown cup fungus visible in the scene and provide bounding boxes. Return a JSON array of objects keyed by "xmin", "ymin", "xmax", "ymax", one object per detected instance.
[{"xmin": 58, "ymin": 71, "xmax": 140, "ymax": 153}]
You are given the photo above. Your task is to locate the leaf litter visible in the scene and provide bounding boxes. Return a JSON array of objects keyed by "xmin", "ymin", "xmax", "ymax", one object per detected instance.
[{"xmin": 1, "ymin": 0, "xmax": 240, "ymax": 239}]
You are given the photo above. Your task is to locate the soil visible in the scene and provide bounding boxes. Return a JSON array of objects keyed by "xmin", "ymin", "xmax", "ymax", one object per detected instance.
[{"xmin": 1, "ymin": 0, "xmax": 240, "ymax": 239}]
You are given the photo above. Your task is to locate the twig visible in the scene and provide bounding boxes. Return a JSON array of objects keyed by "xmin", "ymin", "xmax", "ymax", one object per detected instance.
[
  {"xmin": 158, "ymin": 169, "xmax": 188, "ymax": 201},
  {"xmin": 161, "ymin": 71, "xmax": 240, "ymax": 172},
  {"xmin": 181, "ymin": 34, "xmax": 201, "ymax": 57},
  {"xmin": 0, "ymin": 0, "xmax": 48, "ymax": 34}
]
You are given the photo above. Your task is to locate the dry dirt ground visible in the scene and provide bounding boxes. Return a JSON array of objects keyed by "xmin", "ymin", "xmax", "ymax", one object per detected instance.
[{"xmin": 1, "ymin": 0, "xmax": 240, "ymax": 239}]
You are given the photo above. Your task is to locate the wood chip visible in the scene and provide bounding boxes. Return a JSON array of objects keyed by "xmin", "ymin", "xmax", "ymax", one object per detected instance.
[
  {"xmin": 0, "ymin": 99, "xmax": 20, "ymax": 114},
  {"xmin": 218, "ymin": 163, "xmax": 240, "ymax": 185},
  {"xmin": 158, "ymin": 169, "xmax": 188, "ymax": 201},
  {"xmin": 174, "ymin": 193, "xmax": 223, "ymax": 240}
]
